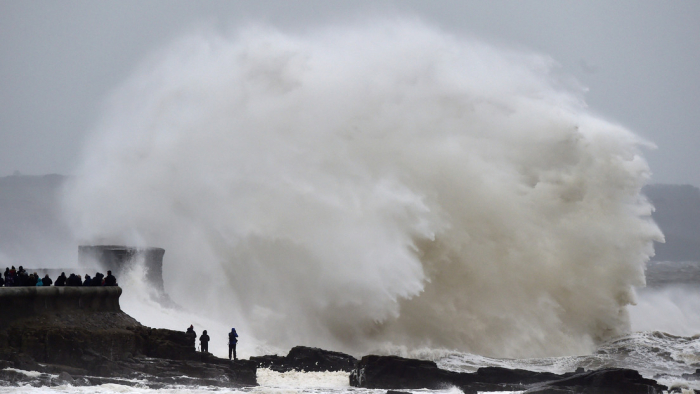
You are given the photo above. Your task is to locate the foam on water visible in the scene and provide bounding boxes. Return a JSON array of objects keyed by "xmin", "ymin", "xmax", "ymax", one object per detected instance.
[
  {"xmin": 256, "ymin": 368, "xmax": 349, "ymax": 388},
  {"xmin": 2, "ymin": 367, "xmax": 51, "ymax": 378}
]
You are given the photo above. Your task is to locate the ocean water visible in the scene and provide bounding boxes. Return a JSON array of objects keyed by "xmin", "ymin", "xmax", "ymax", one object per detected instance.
[{"xmin": 7, "ymin": 19, "xmax": 694, "ymax": 394}]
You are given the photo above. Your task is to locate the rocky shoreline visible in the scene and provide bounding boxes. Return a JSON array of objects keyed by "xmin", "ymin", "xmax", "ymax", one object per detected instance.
[{"xmin": 0, "ymin": 287, "xmax": 672, "ymax": 393}]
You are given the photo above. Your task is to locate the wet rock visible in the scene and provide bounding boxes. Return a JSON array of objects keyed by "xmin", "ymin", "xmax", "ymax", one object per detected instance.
[
  {"xmin": 251, "ymin": 346, "xmax": 357, "ymax": 372},
  {"xmin": 350, "ymin": 355, "xmax": 667, "ymax": 394},
  {"xmin": 529, "ymin": 368, "xmax": 667, "ymax": 394},
  {"xmin": 55, "ymin": 371, "xmax": 74, "ymax": 385},
  {"xmin": 682, "ymin": 368, "xmax": 700, "ymax": 380},
  {"xmin": 0, "ymin": 300, "xmax": 256, "ymax": 387},
  {"xmin": 350, "ymin": 355, "xmax": 452, "ymax": 389},
  {"xmin": 524, "ymin": 388, "xmax": 577, "ymax": 394},
  {"xmin": 350, "ymin": 355, "xmax": 524, "ymax": 391},
  {"xmin": 470, "ymin": 366, "xmax": 564, "ymax": 385}
]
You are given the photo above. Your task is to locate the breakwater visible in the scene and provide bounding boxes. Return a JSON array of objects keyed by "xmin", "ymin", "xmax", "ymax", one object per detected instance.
[{"xmin": 0, "ymin": 287, "xmax": 122, "ymax": 323}]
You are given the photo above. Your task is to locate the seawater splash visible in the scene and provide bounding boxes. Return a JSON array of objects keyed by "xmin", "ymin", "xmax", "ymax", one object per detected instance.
[{"xmin": 61, "ymin": 20, "xmax": 662, "ymax": 358}]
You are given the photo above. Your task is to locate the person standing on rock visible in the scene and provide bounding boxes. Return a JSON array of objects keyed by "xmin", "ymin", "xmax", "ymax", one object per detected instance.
[
  {"xmin": 228, "ymin": 328, "xmax": 238, "ymax": 360},
  {"xmin": 186, "ymin": 325, "xmax": 197, "ymax": 348},
  {"xmin": 200, "ymin": 330, "xmax": 210, "ymax": 353}
]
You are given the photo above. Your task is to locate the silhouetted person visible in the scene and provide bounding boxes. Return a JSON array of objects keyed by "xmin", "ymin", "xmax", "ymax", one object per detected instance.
[
  {"xmin": 67, "ymin": 273, "xmax": 82, "ymax": 286},
  {"xmin": 7, "ymin": 266, "xmax": 16, "ymax": 287},
  {"xmin": 27, "ymin": 273, "xmax": 37, "ymax": 286},
  {"xmin": 200, "ymin": 330, "xmax": 210, "ymax": 353},
  {"xmin": 105, "ymin": 270, "xmax": 117, "ymax": 286},
  {"xmin": 55, "ymin": 272, "xmax": 66, "ymax": 287},
  {"xmin": 36, "ymin": 275, "xmax": 43, "ymax": 286},
  {"xmin": 17, "ymin": 266, "xmax": 28, "ymax": 286},
  {"xmin": 83, "ymin": 274, "xmax": 92, "ymax": 286},
  {"xmin": 93, "ymin": 272, "xmax": 104, "ymax": 286},
  {"xmin": 228, "ymin": 328, "xmax": 238, "ymax": 360},
  {"xmin": 0, "ymin": 275, "xmax": 4, "ymax": 287},
  {"xmin": 43, "ymin": 274, "xmax": 52, "ymax": 286},
  {"xmin": 186, "ymin": 325, "xmax": 196, "ymax": 348}
]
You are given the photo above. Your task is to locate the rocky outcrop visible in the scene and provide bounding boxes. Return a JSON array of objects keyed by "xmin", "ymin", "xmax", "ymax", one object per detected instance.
[
  {"xmin": 251, "ymin": 346, "xmax": 357, "ymax": 372},
  {"xmin": 350, "ymin": 355, "xmax": 667, "ymax": 394},
  {"xmin": 524, "ymin": 368, "xmax": 668, "ymax": 393},
  {"xmin": 0, "ymin": 287, "xmax": 255, "ymax": 388}
]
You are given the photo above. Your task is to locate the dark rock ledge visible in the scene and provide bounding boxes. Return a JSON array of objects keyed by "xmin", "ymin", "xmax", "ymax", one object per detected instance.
[
  {"xmin": 251, "ymin": 345, "xmax": 357, "ymax": 372},
  {"xmin": 0, "ymin": 287, "xmax": 255, "ymax": 388},
  {"xmin": 350, "ymin": 355, "xmax": 668, "ymax": 394}
]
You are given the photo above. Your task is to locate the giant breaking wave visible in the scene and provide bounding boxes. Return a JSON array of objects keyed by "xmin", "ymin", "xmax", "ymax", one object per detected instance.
[{"xmin": 61, "ymin": 20, "xmax": 662, "ymax": 358}]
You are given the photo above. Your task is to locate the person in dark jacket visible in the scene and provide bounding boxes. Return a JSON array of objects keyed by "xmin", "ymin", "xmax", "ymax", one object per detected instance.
[
  {"xmin": 43, "ymin": 274, "xmax": 52, "ymax": 286},
  {"xmin": 83, "ymin": 274, "xmax": 92, "ymax": 286},
  {"xmin": 105, "ymin": 271, "xmax": 117, "ymax": 286},
  {"xmin": 17, "ymin": 266, "xmax": 28, "ymax": 286},
  {"xmin": 0, "ymin": 275, "xmax": 4, "ymax": 287},
  {"xmin": 186, "ymin": 325, "xmax": 196, "ymax": 348},
  {"xmin": 92, "ymin": 272, "xmax": 104, "ymax": 286},
  {"xmin": 55, "ymin": 272, "xmax": 66, "ymax": 286},
  {"xmin": 228, "ymin": 328, "xmax": 238, "ymax": 360},
  {"xmin": 200, "ymin": 330, "xmax": 210, "ymax": 353},
  {"xmin": 7, "ymin": 266, "xmax": 16, "ymax": 287},
  {"xmin": 27, "ymin": 273, "xmax": 37, "ymax": 286},
  {"xmin": 67, "ymin": 273, "xmax": 82, "ymax": 286}
]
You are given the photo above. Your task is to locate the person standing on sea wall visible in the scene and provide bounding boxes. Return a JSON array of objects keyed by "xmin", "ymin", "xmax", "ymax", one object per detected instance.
[
  {"xmin": 228, "ymin": 328, "xmax": 238, "ymax": 360},
  {"xmin": 104, "ymin": 270, "xmax": 117, "ymax": 286},
  {"xmin": 55, "ymin": 272, "xmax": 66, "ymax": 286}
]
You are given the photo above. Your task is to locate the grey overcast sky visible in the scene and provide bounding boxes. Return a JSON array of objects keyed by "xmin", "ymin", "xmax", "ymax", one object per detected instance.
[{"xmin": 1, "ymin": 1, "xmax": 698, "ymax": 186}]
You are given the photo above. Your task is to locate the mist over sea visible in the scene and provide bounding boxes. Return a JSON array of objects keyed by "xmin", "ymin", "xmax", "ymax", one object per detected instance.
[{"xmin": 4, "ymin": 19, "xmax": 700, "ymax": 393}]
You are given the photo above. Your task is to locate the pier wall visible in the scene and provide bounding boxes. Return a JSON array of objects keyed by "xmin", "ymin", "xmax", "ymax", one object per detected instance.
[{"xmin": 0, "ymin": 287, "xmax": 122, "ymax": 323}]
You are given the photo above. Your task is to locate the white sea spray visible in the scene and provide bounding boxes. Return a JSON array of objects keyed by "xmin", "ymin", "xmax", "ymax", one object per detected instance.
[{"xmin": 61, "ymin": 20, "xmax": 661, "ymax": 358}]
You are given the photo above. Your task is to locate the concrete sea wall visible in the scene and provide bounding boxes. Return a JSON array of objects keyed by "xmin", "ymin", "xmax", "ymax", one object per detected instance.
[{"xmin": 0, "ymin": 287, "xmax": 122, "ymax": 322}]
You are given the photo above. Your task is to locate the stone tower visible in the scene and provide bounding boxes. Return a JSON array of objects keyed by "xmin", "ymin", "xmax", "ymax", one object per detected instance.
[{"xmin": 78, "ymin": 245, "xmax": 165, "ymax": 291}]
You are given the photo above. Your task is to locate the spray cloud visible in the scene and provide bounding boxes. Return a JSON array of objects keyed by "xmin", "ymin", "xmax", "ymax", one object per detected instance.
[{"xmin": 62, "ymin": 20, "xmax": 661, "ymax": 358}]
